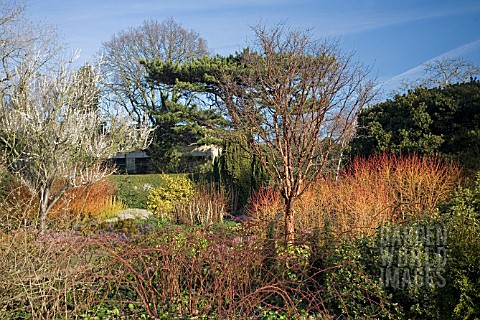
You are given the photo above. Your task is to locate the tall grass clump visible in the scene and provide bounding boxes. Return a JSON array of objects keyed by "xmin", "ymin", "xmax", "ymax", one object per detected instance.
[{"xmin": 174, "ymin": 183, "xmax": 228, "ymax": 226}]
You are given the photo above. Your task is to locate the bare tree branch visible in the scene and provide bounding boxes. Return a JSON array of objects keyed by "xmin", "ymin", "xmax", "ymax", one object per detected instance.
[
  {"xmin": 0, "ymin": 0, "xmax": 64, "ymax": 96},
  {"xmin": 220, "ymin": 23, "xmax": 377, "ymax": 243},
  {"xmin": 0, "ymin": 55, "xmax": 154, "ymax": 231},
  {"xmin": 99, "ymin": 18, "xmax": 210, "ymax": 126}
]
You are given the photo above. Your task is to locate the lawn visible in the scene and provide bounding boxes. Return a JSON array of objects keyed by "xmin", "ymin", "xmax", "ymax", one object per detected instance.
[{"xmin": 108, "ymin": 173, "xmax": 189, "ymax": 209}]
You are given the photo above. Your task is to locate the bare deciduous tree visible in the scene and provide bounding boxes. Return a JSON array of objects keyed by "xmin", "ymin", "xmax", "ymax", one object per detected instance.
[
  {"xmin": 398, "ymin": 57, "xmax": 480, "ymax": 93},
  {"xmin": 0, "ymin": 0, "xmax": 63, "ymax": 95},
  {"xmin": 220, "ymin": 24, "xmax": 376, "ymax": 244},
  {"xmin": 0, "ymin": 55, "xmax": 153, "ymax": 231},
  {"xmin": 423, "ymin": 57, "xmax": 480, "ymax": 87},
  {"xmin": 100, "ymin": 18, "xmax": 210, "ymax": 125}
]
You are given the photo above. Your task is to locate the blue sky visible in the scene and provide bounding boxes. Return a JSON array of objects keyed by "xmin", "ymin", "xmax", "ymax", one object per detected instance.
[{"xmin": 29, "ymin": 0, "xmax": 480, "ymax": 95}]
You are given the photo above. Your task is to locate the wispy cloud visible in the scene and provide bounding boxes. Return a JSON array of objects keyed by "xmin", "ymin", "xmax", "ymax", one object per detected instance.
[
  {"xmin": 316, "ymin": 2, "xmax": 480, "ymax": 36},
  {"xmin": 383, "ymin": 38, "xmax": 480, "ymax": 86},
  {"xmin": 30, "ymin": 0, "xmax": 480, "ymax": 85},
  {"xmin": 57, "ymin": 0, "xmax": 480, "ymax": 37},
  {"xmin": 436, "ymin": 39, "xmax": 480, "ymax": 59},
  {"xmin": 379, "ymin": 38, "xmax": 480, "ymax": 97}
]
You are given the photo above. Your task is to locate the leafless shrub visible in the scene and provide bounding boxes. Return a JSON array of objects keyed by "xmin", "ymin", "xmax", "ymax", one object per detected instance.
[
  {"xmin": 0, "ymin": 175, "xmax": 38, "ymax": 232},
  {"xmin": 0, "ymin": 229, "xmax": 103, "ymax": 319},
  {"xmin": 246, "ymin": 153, "xmax": 461, "ymax": 240},
  {"xmin": 0, "ymin": 223, "xmax": 395, "ymax": 318},
  {"xmin": 0, "ymin": 56, "xmax": 153, "ymax": 231},
  {"xmin": 85, "ymin": 228, "xmax": 336, "ymax": 319}
]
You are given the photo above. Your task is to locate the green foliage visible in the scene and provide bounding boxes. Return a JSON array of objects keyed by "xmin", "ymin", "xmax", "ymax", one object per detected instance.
[
  {"xmin": 315, "ymin": 180, "xmax": 480, "ymax": 320},
  {"xmin": 80, "ymin": 304, "xmax": 121, "ymax": 319},
  {"xmin": 141, "ymin": 57, "xmax": 229, "ymax": 173},
  {"xmin": 351, "ymin": 80, "xmax": 480, "ymax": 172},
  {"xmin": 213, "ymin": 136, "xmax": 269, "ymax": 213},
  {"xmin": 109, "ymin": 174, "xmax": 178, "ymax": 209},
  {"xmin": 256, "ymin": 306, "xmax": 311, "ymax": 319},
  {"xmin": 442, "ymin": 174, "xmax": 480, "ymax": 319},
  {"xmin": 143, "ymin": 54, "xmax": 243, "ymax": 96},
  {"xmin": 369, "ymin": 180, "xmax": 480, "ymax": 320},
  {"xmin": 375, "ymin": 219, "xmax": 450, "ymax": 319},
  {"xmin": 320, "ymin": 234, "xmax": 403, "ymax": 319},
  {"xmin": 353, "ymin": 94, "xmax": 443, "ymax": 155},
  {"xmin": 147, "ymin": 174, "xmax": 195, "ymax": 220},
  {"xmin": 147, "ymin": 104, "xmax": 224, "ymax": 174},
  {"xmin": 273, "ymin": 243, "xmax": 311, "ymax": 283}
]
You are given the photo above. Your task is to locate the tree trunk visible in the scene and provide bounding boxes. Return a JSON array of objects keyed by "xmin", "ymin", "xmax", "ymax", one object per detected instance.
[
  {"xmin": 38, "ymin": 185, "xmax": 64, "ymax": 232},
  {"xmin": 38, "ymin": 187, "xmax": 50, "ymax": 232},
  {"xmin": 284, "ymin": 197, "xmax": 295, "ymax": 245}
]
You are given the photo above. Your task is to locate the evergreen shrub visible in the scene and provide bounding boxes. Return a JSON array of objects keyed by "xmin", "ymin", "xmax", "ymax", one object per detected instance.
[
  {"xmin": 147, "ymin": 174, "xmax": 195, "ymax": 220},
  {"xmin": 109, "ymin": 174, "xmax": 174, "ymax": 209}
]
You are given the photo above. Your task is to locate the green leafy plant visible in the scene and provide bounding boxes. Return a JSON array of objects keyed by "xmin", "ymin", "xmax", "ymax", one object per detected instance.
[
  {"xmin": 110, "ymin": 174, "xmax": 169, "ymax": 209},
  {"xmin": 147, "ymin": 174, "xmax": 195, "ymax": 220},
  {"xmin": 320, "ymin": 234, "xmax": 403, "ymax": 319},
  {"xmin": 350, "ymin": 80, "xmax": 480, "ymax": 173},
  {"xmin": 443, "ymin": 174, "xmax": 480, "ymax": 319}
]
